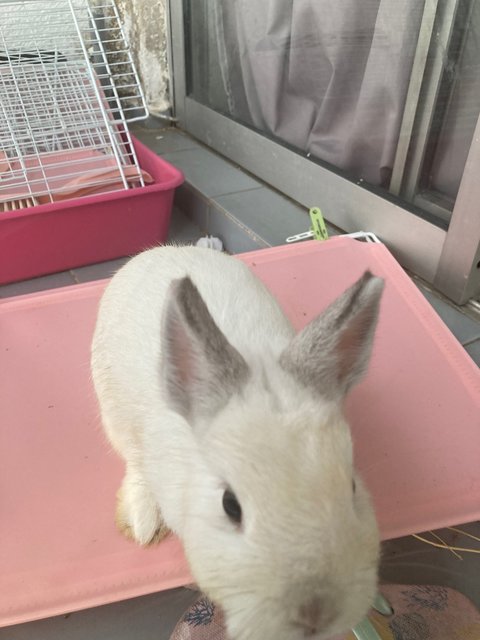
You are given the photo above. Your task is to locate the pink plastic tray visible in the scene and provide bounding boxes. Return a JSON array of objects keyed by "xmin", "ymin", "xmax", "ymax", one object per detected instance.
[
  {"xmin": 0, "ymin": 136, "xmax": 184, "ymax": 285},
  {"xmin": 1, "ymin": 238, "xmax": 479, "ymax": 627}
]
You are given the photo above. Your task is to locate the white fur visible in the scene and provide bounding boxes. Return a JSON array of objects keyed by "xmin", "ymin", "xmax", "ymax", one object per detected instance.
[{"xmin": 91, "ymin": 245, "xmax": 380, "ymax": 640}]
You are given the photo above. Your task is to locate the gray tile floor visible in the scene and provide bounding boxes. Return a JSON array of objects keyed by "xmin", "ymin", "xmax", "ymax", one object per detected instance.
[
  {"xmin": 2, "ymin": 123, "xmax": 479, "ymax": 639},
  {"xmin": 420, "ymin": 287, "xmax": 480, "ymax": 345},
  {"xmin": 0, "ymin": 590, "xmax": 198, "ymax": 640}
]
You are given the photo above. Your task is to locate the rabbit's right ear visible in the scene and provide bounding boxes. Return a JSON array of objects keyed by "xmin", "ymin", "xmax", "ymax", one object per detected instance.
[
  {"xmin": 280, "ymin": 271, "xmax": 384, "ymax": 400},
  {"xmin": 161, "ymin": 277, "xmax": 250, "ymax": 423}
]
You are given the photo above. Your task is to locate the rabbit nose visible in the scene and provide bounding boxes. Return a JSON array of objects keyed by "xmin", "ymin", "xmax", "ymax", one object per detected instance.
[
  {"xmin": 296, "ymin": 600, "xmax": 321, "ymax": 636},
  {"xmin": 294, "ymin": 598, "xmax": 336, "ymax": 637}
]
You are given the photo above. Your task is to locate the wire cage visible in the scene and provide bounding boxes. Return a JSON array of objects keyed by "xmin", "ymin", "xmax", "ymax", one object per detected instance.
[{"xmin": 0, "ymin": 0, "xmax": 150, "ymax": 212}]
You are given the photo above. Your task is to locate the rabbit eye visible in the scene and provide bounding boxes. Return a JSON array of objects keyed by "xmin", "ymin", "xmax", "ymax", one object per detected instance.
[{"xmin": 222, "ymin": 489, "xmax": 242, "ymax": 524}]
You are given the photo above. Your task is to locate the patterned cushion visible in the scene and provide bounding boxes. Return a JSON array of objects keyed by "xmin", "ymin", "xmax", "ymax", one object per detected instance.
[{"xmin": 170, "ymin": 585, "xmax": 480, "ymax": 640}]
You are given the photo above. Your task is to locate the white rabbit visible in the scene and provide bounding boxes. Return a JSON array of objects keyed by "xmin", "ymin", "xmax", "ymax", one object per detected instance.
[{"xmin": 91, "ymin": 245, "xmax": 384, "ymax": 640}]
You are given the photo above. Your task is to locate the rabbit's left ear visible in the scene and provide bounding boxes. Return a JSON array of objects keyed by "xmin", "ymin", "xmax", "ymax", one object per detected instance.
[
  {"xmin": 280, "ymin": 271, "xmax": 384, "ymax": 400},
  {"xmin": 161, "ymin": 277, "xmax": 250, "ymax": 422}
]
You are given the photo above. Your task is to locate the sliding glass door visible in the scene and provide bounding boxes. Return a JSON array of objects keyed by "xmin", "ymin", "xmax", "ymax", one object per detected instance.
[{"xmin": 169, "ymin": 0, "xmax": 480, "ymax": 304}]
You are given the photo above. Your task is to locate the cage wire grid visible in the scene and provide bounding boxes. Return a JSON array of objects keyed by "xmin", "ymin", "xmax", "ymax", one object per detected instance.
[{"xmin": 0, "ymin": 0, "xmax": 149, "ymax": 211}]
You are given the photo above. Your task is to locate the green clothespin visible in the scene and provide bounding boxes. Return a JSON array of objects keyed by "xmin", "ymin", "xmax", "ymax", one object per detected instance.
[{"xmin": 309, "ymin": 207, "xmax": 329, "ymax": 241}]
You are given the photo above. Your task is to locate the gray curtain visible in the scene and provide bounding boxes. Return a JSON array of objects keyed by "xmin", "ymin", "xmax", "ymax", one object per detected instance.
[{"xmin": 209, "ymin": 0, "xmax": 425, "ymax": 188}]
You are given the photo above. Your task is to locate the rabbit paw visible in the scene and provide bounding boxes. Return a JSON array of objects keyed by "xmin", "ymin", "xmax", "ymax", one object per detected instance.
[{"xmin": 115, "ymin": 478, "xmax": 169, "ymax": 546}]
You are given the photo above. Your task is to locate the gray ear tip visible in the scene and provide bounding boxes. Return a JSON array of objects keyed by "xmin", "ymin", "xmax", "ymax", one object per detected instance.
[
  {"xmin": 171, "ymin": 276, "xmax": 196, "ymax": 296},
  {"xmin": 361, "ymin": 271, "xmax": 385, "ymax": 297},
  {"xmin": 175, "ymin": 275, "xmax": 194, "ymax": 287},
  {"xmin": 169, "ymin": 277, "xmax": 203, "ymax": 318}
]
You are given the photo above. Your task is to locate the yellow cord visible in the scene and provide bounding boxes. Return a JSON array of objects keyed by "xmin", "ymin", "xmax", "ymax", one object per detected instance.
[
  {"xmin": 413, "ymin": 527, "xmax": 480, "ymax": 558},
  {"xmin": 448, "ymin": 526, "xmax": 480, "ymax": 544}
]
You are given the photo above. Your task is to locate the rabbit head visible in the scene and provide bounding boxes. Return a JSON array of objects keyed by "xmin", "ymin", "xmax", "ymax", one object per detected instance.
[{"xmin": 162, "ymin": 271, "xmax": 384, "ymax": 640}]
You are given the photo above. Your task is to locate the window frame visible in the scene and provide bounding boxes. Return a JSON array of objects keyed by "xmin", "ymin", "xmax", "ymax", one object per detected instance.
[{"xmin": 167, "ymin": 0, "xmax": 480, "ymax": 304}]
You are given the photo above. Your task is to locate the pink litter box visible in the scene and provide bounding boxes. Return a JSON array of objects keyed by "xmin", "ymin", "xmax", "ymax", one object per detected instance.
[{"xmin": 0, "ymin": 136, "xmax": 184, "ymax": 285}]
